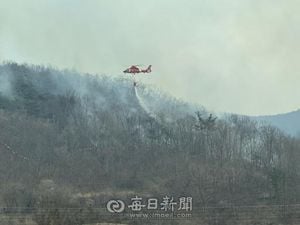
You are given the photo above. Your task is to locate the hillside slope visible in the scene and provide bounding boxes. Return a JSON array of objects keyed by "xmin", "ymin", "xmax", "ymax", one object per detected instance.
[
  {"xmin": 253, "ymin": 109, "xmax": 300, "ymax": 137},
  {"xmin": 0, "ymin": 62, "xmax": 299, "ymax": 225}
]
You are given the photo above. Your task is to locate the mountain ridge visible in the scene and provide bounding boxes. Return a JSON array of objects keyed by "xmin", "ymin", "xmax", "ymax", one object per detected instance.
[{"xmin": 252, "ymin": 108, "xmax": 300, "ymax": 136}]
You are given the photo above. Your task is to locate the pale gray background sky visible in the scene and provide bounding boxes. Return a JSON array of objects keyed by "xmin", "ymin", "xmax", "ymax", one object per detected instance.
[{"xmin": 0, "ymin": 0, "xmax": 299, "ymax": 115}]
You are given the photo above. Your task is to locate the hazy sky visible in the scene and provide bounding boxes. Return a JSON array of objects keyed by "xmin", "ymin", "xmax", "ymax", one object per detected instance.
[{"xmin": 0, "ymin": 0, "xmax": 299, "ymax": 115}]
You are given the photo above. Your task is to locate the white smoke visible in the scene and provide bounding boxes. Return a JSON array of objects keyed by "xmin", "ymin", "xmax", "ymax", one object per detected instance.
[
  {"xmin": 134, "ymin": 85, "xmax": 157, "ymax": 120},
  {"xmin": 0, "ymin": 70, "xmax": 13, "ymax": 98}
]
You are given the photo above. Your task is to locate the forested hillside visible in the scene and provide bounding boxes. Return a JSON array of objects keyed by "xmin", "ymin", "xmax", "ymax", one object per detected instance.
[{"xmin": 0, "ymin": 62, "xmax": 299, "ymax": 225}]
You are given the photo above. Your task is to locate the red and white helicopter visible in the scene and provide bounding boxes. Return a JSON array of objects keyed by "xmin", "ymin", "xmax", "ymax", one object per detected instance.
[{"xmin": 123, "ymin": 65, "xmax": 152, "ymax": 86}]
